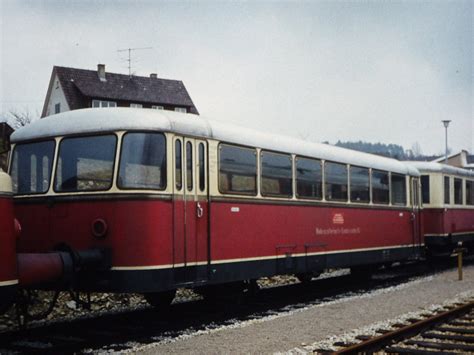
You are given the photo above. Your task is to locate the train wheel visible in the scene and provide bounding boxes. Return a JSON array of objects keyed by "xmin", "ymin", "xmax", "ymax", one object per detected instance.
[
  {"xmin": 144, "ymin": 290, "xmax": 176, "ymax": 309},
  {"xmin": 296, "ymin": 271, "xmax": 321, "ymax": 284}
]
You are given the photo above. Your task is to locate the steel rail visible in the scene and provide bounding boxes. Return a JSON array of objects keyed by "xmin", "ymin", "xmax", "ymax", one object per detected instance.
[{"xmin": 332, "ymin": 300, "xmax": 474, "ymax": 354}]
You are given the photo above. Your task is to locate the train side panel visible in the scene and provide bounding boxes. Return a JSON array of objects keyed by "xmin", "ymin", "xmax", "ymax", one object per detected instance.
[{"xmin": 0, "ymin": 172, "xmax": 17, "ymax": 312}]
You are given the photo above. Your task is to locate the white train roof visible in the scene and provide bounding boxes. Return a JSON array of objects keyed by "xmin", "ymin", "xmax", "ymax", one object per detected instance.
[
  {"xmin": 12, "ymin": 108, "xmax": 419, "ymax": 176},
  {"xmin": 405, "ymin": 161, "xmax": 474, "ymax": 178}
]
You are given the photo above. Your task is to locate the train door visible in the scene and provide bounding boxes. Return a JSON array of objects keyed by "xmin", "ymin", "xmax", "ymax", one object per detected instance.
[
  {"xmin": 172, "ymin": 137, "xmax": 209, "ymax": 283},
  {"xmin": 411, "ymin": 177, "xmax": 422, "ymax": 253}
]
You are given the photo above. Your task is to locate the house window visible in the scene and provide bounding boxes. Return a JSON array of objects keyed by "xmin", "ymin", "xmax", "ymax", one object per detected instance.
[
  {"xmin": 152, "ymin": 105, "xmax": 164, "ymax": 110},
  {"xmin": 130, "ymin": 103, "xmax": 143, "ymax": 108},
  {"xmin": 174, "ymin": 107, "xmax": 187, "ymax": 113},
  {"xmin": 92, "ymin": 100, "xmax": 117, "ymax": 108},
  {"xmin": 55, "ymin": 103, "xmax": 61, "ymax": 114}
]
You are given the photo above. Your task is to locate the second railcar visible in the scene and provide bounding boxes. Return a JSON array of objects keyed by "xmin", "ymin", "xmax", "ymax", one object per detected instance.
[{"xmin": 407, "ymin": 161, "xmax": 474, "ymax": 254}]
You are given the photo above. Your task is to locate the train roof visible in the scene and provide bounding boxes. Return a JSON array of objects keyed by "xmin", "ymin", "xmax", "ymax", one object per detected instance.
[
  {"xmin": 405, "ymin": 161, "xmax": 474, "ymax": 178},
  {"xmin": 12, "ymin": 108, "xmax": 419, "ymax": 176}
]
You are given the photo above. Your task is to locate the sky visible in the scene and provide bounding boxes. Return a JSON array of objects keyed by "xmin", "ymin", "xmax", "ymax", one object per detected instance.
[{"xmin": 0, "ymin": 0, "xmax": 472, "ymax": 155}]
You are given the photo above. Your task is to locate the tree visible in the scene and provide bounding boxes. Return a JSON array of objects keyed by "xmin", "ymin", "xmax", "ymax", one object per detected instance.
[{"xmin": 6, "ymin": 109, "xmax": 37, "ymax": 129}]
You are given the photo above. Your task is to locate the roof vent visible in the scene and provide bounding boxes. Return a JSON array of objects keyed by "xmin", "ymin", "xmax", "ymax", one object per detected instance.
[
  {"xmin": 97, "ymin": 64, "xmax": 106, "ymax": 82},
  {"xmin": 150, "ymin": 73, "xmax": 157, "ymax": 79}
]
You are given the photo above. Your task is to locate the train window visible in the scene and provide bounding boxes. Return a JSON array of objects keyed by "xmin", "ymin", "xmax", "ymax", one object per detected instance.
[
  {"xmin": 325, "ymin": 162, "xmax": 348, "ymax": 201},
  {"xmin": 175, "ymin": 140, "xmax": 182, "ymax": 190},
  {"xmin": 421, "ymin": 175, "xmax": 430, "ymax": 204},
  {"xmin": 466, "ymin": 180, "xmax": 474, "ymax": 205},
  {"xmin": 372, "ymin": 170, "xmax": 389, "ymax": 204},
  {"xmin": 55, "ymin": 135, "xmax": 116, "ymax": 192},
  {"xmin": 218, "ymin": 144, "xmax": 256, "ymax": 195},
  {"xmin": 118, "ymin": 133, "xmax": 166, "ymax": 190},
  {"xmin": 261, "ymin": 151, "xmax": 292, "ymax": 197},
  {"xmin": 186, "ymin": 141, "xmax": 193, "ymax": 191},
  {"xmin": 350, "ymin": 166, "xmax": 369, "ymax": 203},
  {"xmin": 391, "ymin": 174, "xmax": 406, "ymax": 205},
  {"xmin": 454, "ymin": 178, "xmax": 463, "ymax": 205},
  {"xmin": 10, "ymin": 140, "xmax": 55, "ymax": 194},
  {"xmin": 296, "ymin": 157, "xmax": 322, "ymax": 199},
  {"xmin": 444, "ymin": 176, "xmax": 450, "ymax": 204},
  {"xmin": 198, "ymin": 143, "xmax": 205, "ymax": 192}
]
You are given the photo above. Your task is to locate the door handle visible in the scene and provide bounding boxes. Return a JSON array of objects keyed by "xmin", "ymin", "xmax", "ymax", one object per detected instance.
[{"xmin": 197, "ymin": 202, "xmax": 204, "ymax": 218}]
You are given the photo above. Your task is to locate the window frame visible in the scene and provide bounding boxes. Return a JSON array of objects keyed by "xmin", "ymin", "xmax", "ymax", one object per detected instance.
[
  {"xmin": 454, "ymin": 177, "xmax": 463, "ymax": 205},
  {"xmin": 444, "ymin": 176, "xmax": 451, "ymax": 204},
  {"xmin": 324, "ymin": 160, "xmax": 349, "ymax": 202},
  {"xmin": 391, "ymin": 173, "xmax": 407, "ymax": 206},
  {"xmin": 10, "ymin": 139, "xmax": 57, "ymax": 195},
  {"xmin": 420, "ymin": 175, "xmax": 430, "ymax": 204},
  {"xmin": 198, "ymin": 142, "xmax": 206, "ymax": 192},
  {"xmin": 349, "ymin": 165, "xmax": 370, "ymax": 204},
  {"xmin": 295, "ymin": 155, "xmax": 323, "ymax": 200},
  {"xmin": 54, "ymin": 133, "xmax": 118, "ymax": 193},
  {"xmin": 260, "ymin": 150, "xmax": 293, "ymax": 198},
  {"xmin": 217, "ymin": 142, "xmax": 257, "ymax": 196},
  {"xmin": 116, "ymin": 131, "xmax": 167, "ymax": 191},
  {"xmin": 466, "ymin": 179, "xmax": 474, "ymax": 206},
  {"xmin": 371, "ymin": 169, "xmax": 390, "ymax": 205},
  {"xmin": 175, "ymin": 139, "xmax": 183, "ymax": 191}
]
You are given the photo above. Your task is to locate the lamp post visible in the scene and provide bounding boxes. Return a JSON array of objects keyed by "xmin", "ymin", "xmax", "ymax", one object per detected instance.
[{"xmin": 442, "ymin": 120, "xmax": 451, "ymax": 164}]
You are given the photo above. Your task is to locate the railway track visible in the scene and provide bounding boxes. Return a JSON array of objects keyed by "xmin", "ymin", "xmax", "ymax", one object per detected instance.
[
  {"xmin": 325, "ymin": 299, "xmax": 474, "ymax": 354},
  {"xmin": 0, "ymin": 260, "xmax": 469, "ymax": 354}
]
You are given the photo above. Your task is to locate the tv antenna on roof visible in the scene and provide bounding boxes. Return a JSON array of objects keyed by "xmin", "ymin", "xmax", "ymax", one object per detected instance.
[{"xmin": 117, "ymin": 47, "xmax": 153, "ymax": 77}]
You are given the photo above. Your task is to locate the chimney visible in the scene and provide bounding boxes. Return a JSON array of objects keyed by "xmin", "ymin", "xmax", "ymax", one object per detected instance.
[
  {"xmin": 97, "ymin": 64, "xmax": 106, "ymax": 81},
  {"xmin": 150, "ymin": 73, "xmax": 157, "ymax": 79}
]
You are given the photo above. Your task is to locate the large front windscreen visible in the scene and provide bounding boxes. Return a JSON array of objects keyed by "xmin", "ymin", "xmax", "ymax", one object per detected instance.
[
  {"xmin": 11, "ymin": 141, "xmax": 56, "ymax": 194},
  {"xmin": 54, "ymin": 135, "xmax": 117, "ymax": 192}
]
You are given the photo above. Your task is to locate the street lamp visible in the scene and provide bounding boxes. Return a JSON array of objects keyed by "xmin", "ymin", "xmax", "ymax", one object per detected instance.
[{"xmin": 442, "ymin": 120, "xmax": 451, "ymax": 164}]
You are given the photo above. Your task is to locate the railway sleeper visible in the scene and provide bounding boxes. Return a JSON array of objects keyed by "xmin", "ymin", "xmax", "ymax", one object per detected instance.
[
  {"xmin": 404, "ymin": 339, "xmax": 474, "ymax": 352},
  {"xmin": 436, "ymin": 326, "xmax": 474, "ymax": 334},
  {"xmin": 385, "ymin": 345, "xmax": 454, "ymax": 355},
  {"xmin": 422, "ymin": 331, "xmax": 474, "ymax": 343}
]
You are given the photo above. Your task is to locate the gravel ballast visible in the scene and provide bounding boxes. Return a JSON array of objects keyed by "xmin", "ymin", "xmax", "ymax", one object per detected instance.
[{"xmin": 133, "ymin": 265, "xmax": 474, "ymax": 354}]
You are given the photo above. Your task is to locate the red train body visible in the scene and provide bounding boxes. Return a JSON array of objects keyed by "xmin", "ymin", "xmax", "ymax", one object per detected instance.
[
  {"xmin": 0, "ymin": 171, "xmax": 17, "ymax": 312},
  {"xmin": 2, "ymin": 108, "xmax": 473, "ymax": 310}
]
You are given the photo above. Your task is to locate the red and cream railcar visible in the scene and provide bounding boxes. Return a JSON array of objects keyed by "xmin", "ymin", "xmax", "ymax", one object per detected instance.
[
  {"xmin": 407, "ymin": 162, "xmax": 474, "ymax": 253},
  {"xmin": 9, "ymin": 108, "xmax": 423, "ymax": 302},
  {"xmin": 0, "ymin": 170, "xmax": 17, "ymax": 312}
]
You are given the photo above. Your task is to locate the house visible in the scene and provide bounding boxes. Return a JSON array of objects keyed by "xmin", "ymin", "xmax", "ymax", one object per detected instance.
[
  {"xmin": 41, "ymin": 65, "xmax": 199, "ymax": 117},
  {"xmin": 432, "ymin": 150, "xmax": 474, "ymax": 171}
]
